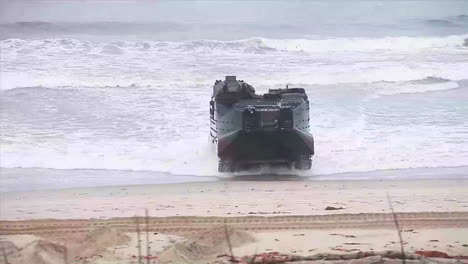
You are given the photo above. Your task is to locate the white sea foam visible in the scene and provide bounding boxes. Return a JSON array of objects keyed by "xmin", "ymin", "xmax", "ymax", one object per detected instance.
[
  {"xmin": 258, "ymin": 35, "xmax": 468, "ymax": 52},
  {"xmin": 2, "ymin": 34, "xmax": 467, "ymax": 54},
  {"xmin": 2, "ymin": 35, "xmax": 468, "ymax": 91},
  {"xmin": 1, "ymin": 34, "xmax": 468, "ymax": 178},
  {"xmin": 0, "ymin": 135, "xmax": 219, "ymax": 176}
]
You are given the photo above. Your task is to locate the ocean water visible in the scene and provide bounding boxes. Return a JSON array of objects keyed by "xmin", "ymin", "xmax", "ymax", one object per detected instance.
[{"xmin": 1, "ymin": 0, "xmax": 468, "ymax": 191}]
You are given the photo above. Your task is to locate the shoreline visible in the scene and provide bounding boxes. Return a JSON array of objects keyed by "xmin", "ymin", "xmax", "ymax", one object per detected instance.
[{"xmin": 1, "ymin": 165, "xmax": 468, "ymax": 193}]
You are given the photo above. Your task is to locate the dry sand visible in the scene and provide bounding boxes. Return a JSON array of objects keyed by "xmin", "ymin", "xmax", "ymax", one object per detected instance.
[{"xmin": 0, "ymin": 178, "xmax": 467, "ymax": 263}]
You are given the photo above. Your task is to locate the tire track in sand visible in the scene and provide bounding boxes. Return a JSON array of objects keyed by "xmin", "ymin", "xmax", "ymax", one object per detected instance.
[{"xmin": 1, "ymin": 212, "xmax": 468, "ymax": 235}]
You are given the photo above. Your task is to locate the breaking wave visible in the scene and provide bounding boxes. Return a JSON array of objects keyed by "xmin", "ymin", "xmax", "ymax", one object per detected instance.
[
  {"xmin": 2, "ymin": 34, "xmax": 467, "ymax": 53},
  {"xmin": 258, "ymin": 35, "xmax": 468, "ymax": 52},
  {"xmin": 2, "ymin": 35, "xmax": 467, "ymax": 90}
]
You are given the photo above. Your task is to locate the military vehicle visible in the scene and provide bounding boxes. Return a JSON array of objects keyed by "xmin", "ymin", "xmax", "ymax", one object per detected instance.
[{"xmin": 210, "ymin": 76, "xmax": 314, "ymax": 172}]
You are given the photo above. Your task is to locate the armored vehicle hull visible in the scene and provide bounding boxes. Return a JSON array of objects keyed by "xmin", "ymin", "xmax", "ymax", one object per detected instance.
[{"xmin": 210, "ymin": 76, "xmax": 314, "ymax": 172}]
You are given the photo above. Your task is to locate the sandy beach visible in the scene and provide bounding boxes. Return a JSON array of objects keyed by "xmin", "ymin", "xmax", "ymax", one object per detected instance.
[
  {"xmin": 1, "ymin": 178, "xmax": 467, "ymax": 263},
  {"xmin": 2, "ymin": 0, "xmax": 468, "ymax": 263},
  {"xmin": 2, "ymin": 178, "xmax": 468, "ymax": 220}
]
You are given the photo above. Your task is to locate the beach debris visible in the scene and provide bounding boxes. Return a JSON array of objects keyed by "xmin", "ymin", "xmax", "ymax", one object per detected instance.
[
  {"xmin": 330, "ymin": 247, "xmax": 360, "ymax": 252},
  {"xmin": 215, "ymin": 252, "xmax": 293, "ymax": 264},
  {"xmin": 213, "ymin": 250, "xmax": 468, "ymax": 264},
  {"xmin": 325, "ymin": 206, "xmax": 345, "ymax": 210},
  {"xmin": 413, "ymin": 250, "xmax": 468, "ymax": 260},
  {"xmin": 247, "ymin": 252, "xmax": 293, "ymax": 263},
  {"xmin": 415, "ymin": 250, "xmax": 449, "ymax": 258},
  {"xmin": 330, "ymin": 233, "xmax": 356, "ymax": 238},
  {"xmin": 324, "ymin": 253, "xmax": 344, "ymax": 260},
  {"xmin": 428, "ymin": 240, "xmax": 440, "ymax": 242},
  {"xmin": 247, "ymin": 211, "xmax": 290, "ymax": 215}
]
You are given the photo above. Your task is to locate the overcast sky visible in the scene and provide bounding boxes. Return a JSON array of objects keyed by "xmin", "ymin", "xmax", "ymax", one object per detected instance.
[{"xmin": 1, "ymin": 0, "xmax": 466, "ymax": 24}]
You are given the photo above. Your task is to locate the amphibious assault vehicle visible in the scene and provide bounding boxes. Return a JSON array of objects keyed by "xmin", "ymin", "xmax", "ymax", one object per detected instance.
[{"xmin": 210, "ymin": 76, "xmax": 314, "ymax": 172}]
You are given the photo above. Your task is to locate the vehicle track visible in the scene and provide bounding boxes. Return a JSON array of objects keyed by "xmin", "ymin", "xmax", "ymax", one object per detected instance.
[{"xmin": 1, "ymin": 212, "xmax": 468, "ymax": 235}]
